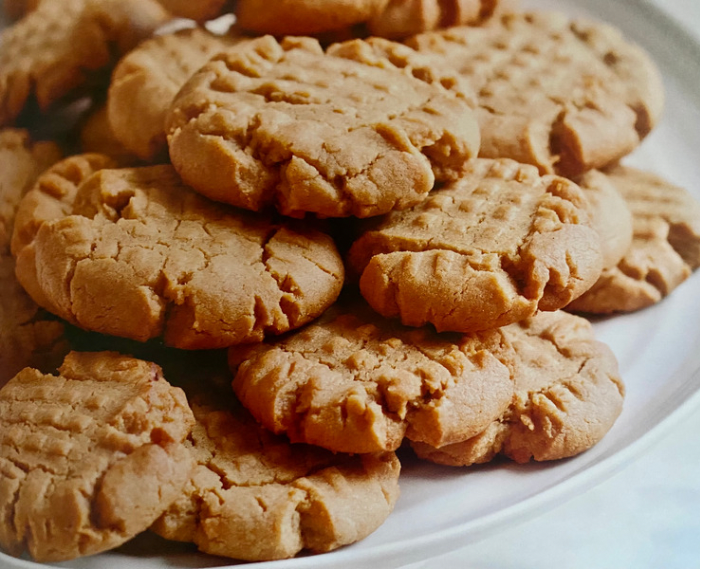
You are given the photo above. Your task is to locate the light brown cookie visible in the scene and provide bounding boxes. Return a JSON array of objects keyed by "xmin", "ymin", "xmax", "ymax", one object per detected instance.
[
  {"xmin": 166, "ymin": 35, "xmax": 480, "ymax": 217},
  {"xmin": 230, "ymin": 303, "xmax": 515, "ymax": 454},
  {"xmin": 0, "ymin": 351, "xmax": 195, "ymax": 562},
  {"xmin": 152, "ymin": 390, "xmax": 401, "ymax": 561},
  {"xmin": 348, "ymin": 158, "xmax": 603, "ymax": 333},
  {"xmin": 13, "ymin": 161, "xmax": 345, "ymax": 349},
  {"xmin": 108, "ymin": 26, "xmax": 243, "ymax": 161},
  {"xmin": 411, "ymin": 310, "xmax": 625, "ymax": 465},
  {"xmin": 568, "ymin": 165, "xmax": 700, "ymax": 314},
  {"xmin": 0, "ymin": 0, "xmax": 171, "ymax": 126},
  {"xmin": 576, "ymin": 169, "xmax": 633, "ymax": 269},
  {"xmin": 156, "ymin": 0, "xmax": 229, "ymax": 22},
  {"xmin": 406, "ymin": 12, "xmax": 664, "ymax": 176},
  {"xmin": 235, "ymin": 0, "xmax": 388, "ymax": 35},
  {"xmin": 78, "ymin": 104, "xmax": 136, "ymax": 165}
]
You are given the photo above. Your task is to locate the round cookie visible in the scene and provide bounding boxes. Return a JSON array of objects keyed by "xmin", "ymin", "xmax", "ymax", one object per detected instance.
[
  {"xmin": 568, "ymin": 165, "xmax": 700, "ymax": 314},
  {"xmin": 411, "ymin": 310, "xmax": 625, "ymax": 465},
  {"xmin": 406, "ymin": 12, "xmax": 664, "ymax": 176},
  {"xmin": 576, "ymin": 169, "xmax": 633, "ymax": 269},
  {"xmin": 13, "ymin": 161, "xmax": 345, "ymax": 349},
  {"xmin": 0, "ymin": 0, "xmax": 170, "ymax": 126},
  {"xmin": 152, "ymin": 390, "xmax": 401, "ymax": 561},
  {"xmin": 165, "ymin": 35, "xmax": 480, "ymax": 217},
  {"xmin": 230, "ymin": 303, "xmax": 516, "ymax": 454},
  {"xmin": 348, "ymin": 158, "xmax": 603, "ymax": 333},
  {"xmin": 0, "ymin": 351, "xmax": 195, "ymax": 562},
  {"xmin": 108, "ymin": 26, "xmax": 243, "ymax": 161}
]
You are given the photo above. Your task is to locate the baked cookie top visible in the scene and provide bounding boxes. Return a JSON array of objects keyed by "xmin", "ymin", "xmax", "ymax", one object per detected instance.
[
  {"xmin": 0, "ymin": 0, "xmax": 170, "ymax": 126},
  {"xmin": 407, "ymin": 12, "xmax": 664, "ymax": 176},
  {"xmin": 13, "ymin": 159, "xmax": 345, "ymax": 349},
  {"xmin": 411, "ymin": 310, "xmax": 625, "ymax": 465},
  {"xmin": 166, "ymin": 35, "xmax": 480, "ymax": 217},
  {"xmin": 0, "ymin": 351, "xmax": 195, "ymax": 562},
  {"xmin": 152, "ymin": 391, "xmax": 400, "ymax": 561},
  {"xmin": 348, "ymin": 158, "xmax": 603, "ymax": 333},
  {"xmin": 230, "ymin": 303, "xmax": 515, "ymax": 454},
  {"xmin": 568, "ymin": 165, "xmax": 700, "ymax": 314},
  {"xmin": 108, "ymin": 26, "xmax": 243, "ymax": 161}
]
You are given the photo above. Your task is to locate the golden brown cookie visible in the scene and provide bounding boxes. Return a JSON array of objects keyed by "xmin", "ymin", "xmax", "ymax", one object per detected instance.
[
  {"xmin": 348, "ymin": 158, "xmax": 603, "ymax": 333},
  {"xmin": 108, "ymin": 26, "xmax": 243, "ymax": 161},
  {"xmin": 230, "ymin": 303, "xmax": 515, "ymax": 454},
  {"xmin": 13, "ymin": 161, "xmax": 345, "ymax": 349},
  {"xmin": 407, "ymin": 12, "xmax": 664, "ymax": 176},
  {"xmin": 78, "ymin": 104, "xmax": 136, "ymax": 165},
  {"xmin": 166, "ymin": 35, "xmax": 480, "ymax": 217},
  {"xmin": 156, "ymin": 0, "xmax": 229, "ymax": 21},
  {"xmin": 411, "ymin": 310, "xmax": 625, "ymax": 465},
  {"xmin": 568, "ymin": 165, "xmax": 700, "ymax": 314},
  {"xmin": 0, "ymin": 351, "xmax": 195, "ymax": 562},
  {"xmin": 576, "ymin": 169, "xmax": 633, "ymax": 269},
  {"xmin": 152, "ymin": 391, "xmax": 401, "ymax": 561},
  {"xmin": 0, "ymin": 0, "xmax": 171, "ymax": 126}
]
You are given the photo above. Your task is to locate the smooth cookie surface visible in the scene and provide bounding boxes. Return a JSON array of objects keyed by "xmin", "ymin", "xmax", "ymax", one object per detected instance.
[
  {"xmin": 568, "ymin": 165, "xmax": 700, "ymax": 313},
  {"xmin": 407, "ymin": 12, "xmax": 664, "ymax": 176},
  {"xmin": 13, "ymin": 162, "xmax": 345, "ymax": 349},
  {"xmin": 0, "ymin": 351, "xmax": 195, "ymax": 562},
  {"xmin": 166, "ymin": 35, "xmax": 479, "ymax": 217},
  {"xmin": 411, "ymin": 310, "xmax": 625, "ymax": 465},
  {"xmin": 348, "ymin": 158, "xmax": 603, "ymax": 333}
]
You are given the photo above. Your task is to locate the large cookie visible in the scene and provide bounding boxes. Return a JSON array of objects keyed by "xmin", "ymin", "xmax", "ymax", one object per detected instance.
[
  {"xmin": 0, "ymin": 0, "xmax": 170, "ymax": 126},
  {"xmin": 13, "ymin": 160, "xmax": 345, "ymax": 349},
  {"xmin": 411, "ymin": 310, "xmax": 625, "ymax": 465},
  {"xmin": 152, "ymin": 388, "xmax": 401, "ymax": 561},
  {"xmin": 0, "ymin": 129, "xmax": 67, "ymax": 386},
  {"xmin": 166, "ymin": 35, "xmax": 480, "ymax": 217},
  {"xmin": 108, "ymin": 26, "xmax": 243, "ymax": 161},
  {"xmin": 407, "ymin": 12, "xmax": 664, "ymax": 176},
  {"xmin": 230, "ymin": 303, "xmax": 515, "ymax": 454},
  {"xmin": 0, "ymin": 351, "xmax": 195, "ymax": 562},
  {"xmin": 568, "ymin": 165, "xmax": 700, "ymax": 314},
  {"xmin": 348, "ymin": 158, "xmax": 603, "ymax": 333}
]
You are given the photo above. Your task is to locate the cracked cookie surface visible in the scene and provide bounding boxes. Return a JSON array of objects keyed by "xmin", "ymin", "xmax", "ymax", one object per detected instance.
[
  {"xmin": 13, "ymin": 160, "xmax": 345, "ymax": 349},
  {"xmin": 152, "ymin": 389, "xmax": 400, "ymax": 561},
  {"xmin": 411, "ymin": 310, "xmax": 625, "ymax": 465},
  {"xmin": 230, "ymin": 303, "xmax": 515, "ymax": 453},
  {"xmin": 348, "ymin": 158, "xmax": 603, "ymax": 333},
  {"xmin": 166, "ymin": 35, "xmax": 480, "ymax": 218},
  {"xmin": 0, "ymin": 351, "xmax": 195, "ymax": 562},
  {"xmin": 108, "ymin": 26, "xmax": 244, "ymax": 161},
  {"xmin": 568, "ymin": 165, "xmax": 700, "ymax": 314},
  {"xmin": 406, "ymin": 12, "xmax": 664, "ymax": 176}
]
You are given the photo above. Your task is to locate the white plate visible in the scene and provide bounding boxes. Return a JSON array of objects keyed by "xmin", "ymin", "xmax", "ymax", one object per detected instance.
[{"xmin": 1, "ymin": 0, "xmax": 699, "ymax": 567}]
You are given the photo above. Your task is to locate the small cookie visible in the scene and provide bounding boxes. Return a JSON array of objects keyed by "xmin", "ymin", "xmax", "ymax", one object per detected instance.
[
  {"xmin": 13, "ymin": 161, "xmax": 345, "ymax": 349},
  {"xmin": 348, "ymin": 158, "xmax": 603, "ymax": 333},
  {"xmin": 152, "ymin": 390, "xmax": 401, "ymax": 561},
  {"xmin": 0, "ymin": 0, "xmax": 170, "ymax": 126},
  {"xmin": 576, "ymin": 169, "xmax": 633, "ymax": 269},
  {"xmin": 411, "ymin": 310, "xmax": 625, "ymax": 465},
  {"xmin": 156, "ymin": 0, "xmax": 229, "ymax": 22},
  {"xmin": 166, "ymin": 35, "xmax": 480, "ymax": 217},
  {"xmin": 0, "ymin": 351, "xmax": 195, "ymax": 562},
  {"xmin": 108, "ymin": 26, "xmax": 243, "ymax": 161},
  {"xmin": 230, "ymin": 303, "xmax": 515, "ymax": 454},
  {"xmin": 235, "ymin": 0, "xmax": 387, "ymax": 35},
  {"xmin": 568, "ymin": 165, "xmax": 700, "ymax": 314},
  {"xmin": 407, "ymin": 12, "xmax": 664, "ymax": 176},
  {"xmin": 78, "ymin": 104, "xmax": 136, "ymax": 165}
]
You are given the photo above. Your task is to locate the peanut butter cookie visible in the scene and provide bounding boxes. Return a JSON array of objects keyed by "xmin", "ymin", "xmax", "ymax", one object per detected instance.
[
  {"xmin": 78, "ymin": 104, "xmax": 136, "ymax": 165},
  {"xmin": 411, "ymin": 310, "xmax": 625, "ymax": 465},
  {"xmin": 13, "ymin": 161, "xmax": 345, "ymax": 349},
  {"xmin": 348, "ymin": 158, "xmax": 603, "ymax": 333},
  {"xmin": 230, "ymin": 303, "xmax": 515, "ymax": 454},
  {"xmin": 0, "ymin": 351, "xmax": 195, "ymax": 562},
  {"xmin": 166, "ymin": 35, "xmax": 480, "ymax": 217},
  {"xmin": 568, "ymin": 165, "xmax": 700, "ymax": 313},
  {"xmin": 407, "ymin": 12, "xmax": 664, "ymax": 176},
  {"xmin": 156, "ymin": 0, "xmax": 228, "ymax": 22}
]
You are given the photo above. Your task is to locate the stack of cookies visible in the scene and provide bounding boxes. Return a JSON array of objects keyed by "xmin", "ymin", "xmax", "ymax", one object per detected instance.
[{"xmin": 0, "ymin": 0, "xmax": 699, "ymax": 564}]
